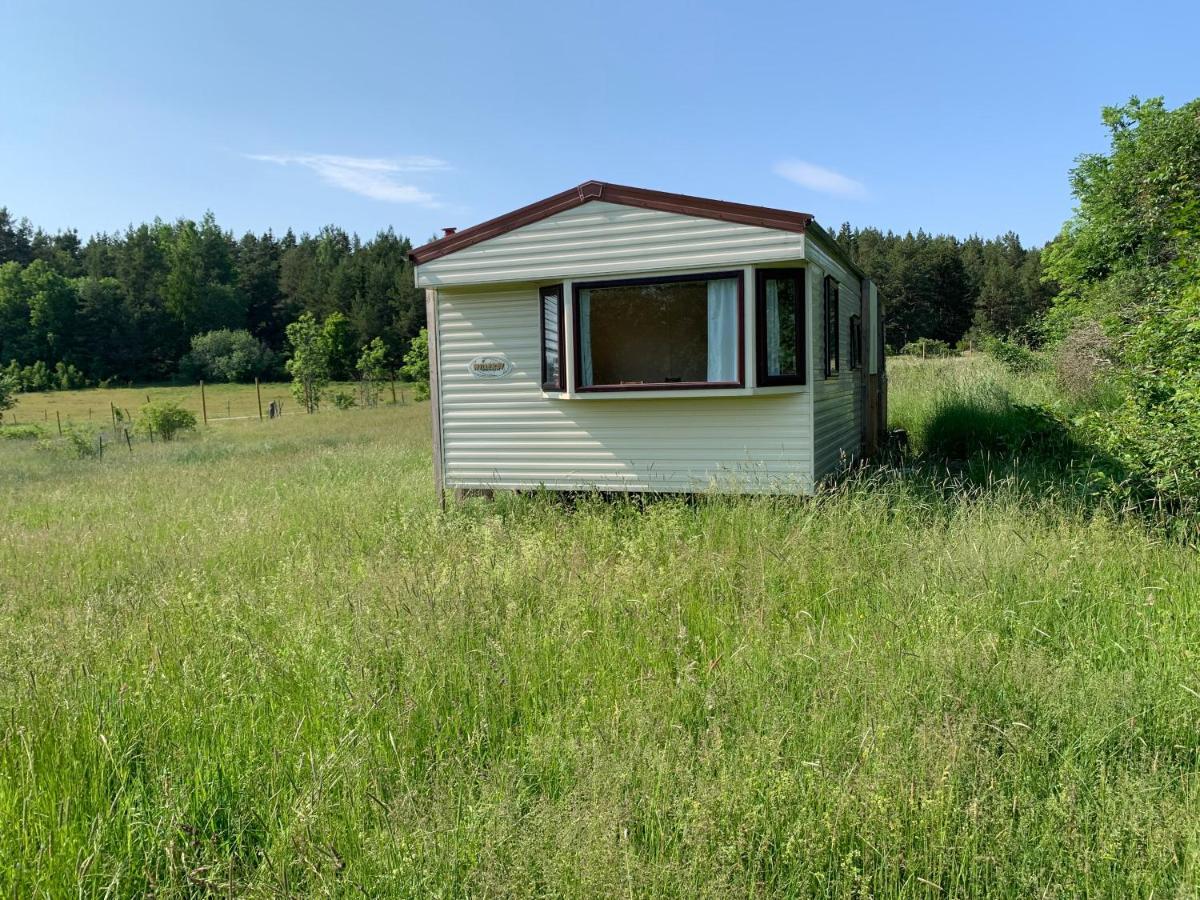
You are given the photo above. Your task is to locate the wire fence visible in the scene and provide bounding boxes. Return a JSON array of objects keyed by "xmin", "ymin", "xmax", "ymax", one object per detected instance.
[{"xmin": 4, "ymin": 378, "xmax": 412, "ymax": 453}]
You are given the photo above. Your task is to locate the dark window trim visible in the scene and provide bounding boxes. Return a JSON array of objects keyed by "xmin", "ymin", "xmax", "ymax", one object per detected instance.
[
  {"xmin": 848, "ymin": 314, "xmax": 862, "ymax": 370},
  {"xmin": 823, "ymin": 275, "xmax": 840, "ymax": 378},
  {"xmin": 539, "ymin": 284, "xmax": 565, "ymax": 391},
  {"xmin": 754, "ymin": 268, "xmax": 806, "ymax": 387},
  {"xmin": 571, "ymin": 270, "xmax": 745, "ymax": 393}
]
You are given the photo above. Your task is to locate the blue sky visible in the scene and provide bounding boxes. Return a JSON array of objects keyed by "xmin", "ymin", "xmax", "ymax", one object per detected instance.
[{"xmin": 2, "ymin": 0, "xmax": 1196, "ymax": 247}]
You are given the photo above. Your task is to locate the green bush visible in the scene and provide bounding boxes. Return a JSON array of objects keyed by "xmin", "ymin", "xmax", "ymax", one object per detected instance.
[
  {"xmin": 2, "ymin": 359, "xmax": 87, "ymax": 392},
  {"xmin": 985, "ymin": 337, "xmax": 1041, "ymax": 374},
  {"xmin": 0, "ymin": 371, "xmax": 16, "ymax": 423},
  {"xmin": 332, "ymin": 391, "xmax": 357, "ymax": 410},
  {"xmin": 401, "ymin": 328, "xmax": 430, "ymax": 401},
  {"xmin": 179, "ymin": 329, "xmax": 277, "ymax": 383},
  {"xmin": 137, "ymin": 401, "xmax": 198, "ymax": 441},
  {"xmin": 900, "ymin": 337, "xmax": 956, "ymax": 358},
  {"xmin": 0, "ymin": 423, "xmax": 45, "ymax": 440}
]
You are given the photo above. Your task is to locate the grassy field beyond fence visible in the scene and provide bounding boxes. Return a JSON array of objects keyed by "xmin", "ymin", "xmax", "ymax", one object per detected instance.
[
  {"xmin": 8, "ymin": 379, "xmax": 414, "ymax": 427},
  {"xmin": 1, "ymin": 359, "xmax": 1198, "ymax": 896}
]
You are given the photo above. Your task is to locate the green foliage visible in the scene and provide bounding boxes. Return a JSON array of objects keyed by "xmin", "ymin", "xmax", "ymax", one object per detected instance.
[
  {"xmin": 2, "ymin": 358, "xmax": 87, "ymax": 391},
  {"xmin": 400, "ymin": 327, "xmax": 430, "ymax": 401},
  {"xmin": 178, "ymin": 328, "xmax": 276, "ymax": 383},
  {"xmin": 2, "ymin": 380, "xmax": 1199, "ymax": 895},
  {"xmin": 61, "ymin": 424, "xmax": 103, "ymax": 459},
  {"xmin": 285, "ymin": 313, "xmax": 330, "ymax": 413},
  {"xmin": 321, "ymin": 311, "xmax": 357, "ymax": 381},
  {"xmin": 836, "ymin": 226, "xmax": 1052, "ymax": 347},
  {"xmin": 356, "ymin": 336, "xmax": 388, "ymax": 407},
  {"xmin": 331, "ymin": 390, "xmax": 357, "ymax": 410},
  {"xmin": 136, "ymin": 400, "xmax": 197, "ymax": 441},
  {"xmin": 1043, "ymin": 96, "xmax": 1200, "ymax": 501},
  {"xmin": 900, "ymin": 337, "xmax": 955, "ymax": 358},
  {"xmin": 984, "ymin": 336, "xmax": 1041, "ymax": 374},
  {"xmin": 0, "ymin": 422, "xmax": 45, "ymax": 440},
  {"xmin": 0, "ymin": 207, "xmax": 425, "ymax": 386},
  {"xmin": 0, "ymin": 370, "xmax": 17, "ymax": 422}
]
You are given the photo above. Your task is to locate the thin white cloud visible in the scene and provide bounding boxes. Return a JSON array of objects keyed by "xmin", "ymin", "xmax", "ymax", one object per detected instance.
[
  {"xmin": 773, "ymin": 159, "xmax": 867, "ymax": 199},
  {"xmin": 245, "ymin": 153, "xmax": 448, "ymax": 205}
]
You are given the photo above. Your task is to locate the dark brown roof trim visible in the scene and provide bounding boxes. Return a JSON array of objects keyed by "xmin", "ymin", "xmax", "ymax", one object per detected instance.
[{"xmin": 409, "ymin": 180, "xmax": 815, "ymax": 265}]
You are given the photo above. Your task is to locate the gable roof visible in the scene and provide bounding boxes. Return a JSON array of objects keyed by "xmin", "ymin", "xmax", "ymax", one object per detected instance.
[{"xmin": 409, "ymin": 180, "xmax": 816, "ymax": 265}]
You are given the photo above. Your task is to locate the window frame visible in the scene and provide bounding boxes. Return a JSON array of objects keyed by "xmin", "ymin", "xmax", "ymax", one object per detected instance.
[
  {"xmin": 571, "ymin": 270, "xmax": 745, "ymax": 393},
  {"xmin": 754, "ymin": 268, "xmax": 806, "ymax": 387},
  {"xmin": 823, "ymin": 275, "xmax": 840, "ymax": 378},
  {"xmin": 539, "ymin": 284, "xmax": 565, "ymax": 392},
  {"xmin": 848, "ymin": 314, "xmax": 862, "ymax": 371}
]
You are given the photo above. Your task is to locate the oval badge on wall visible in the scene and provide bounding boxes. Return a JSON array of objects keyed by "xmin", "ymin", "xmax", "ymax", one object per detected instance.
[{"xmin": 467, "ymin": 355, "xmax": 513, "ymax": 378}]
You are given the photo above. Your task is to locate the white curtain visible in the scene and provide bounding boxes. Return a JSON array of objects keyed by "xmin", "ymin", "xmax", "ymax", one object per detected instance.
[
  {"xmin": 578, "ymin": 290, "xmax": 594, "ymax": 386},
  {"xmin": 706, "ymin": 278, "xmax": 738, "ymax": 382},
  {"xmin": 764, "ymin": 279, "xmax": 781, "ymax": 375}
]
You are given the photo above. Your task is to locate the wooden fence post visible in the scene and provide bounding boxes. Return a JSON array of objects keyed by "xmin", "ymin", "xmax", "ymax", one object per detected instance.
[
  {"xmin": 200, "ymin": 380, "xmax": 208, "ymax": 426},
  {"xmin": 56, "ymin": 410, "xmax": 62, "ymax": 435},
  {"xmin": 256, "ymin": 378, "xmax": 263, "ymax": 420},
  {"xmin": 125, "ymin": 428, "xmax": 132, "ymax": 453},
  {"xmin": 390, "ymin": 377, "xmax": 397, "ymax": 405}
]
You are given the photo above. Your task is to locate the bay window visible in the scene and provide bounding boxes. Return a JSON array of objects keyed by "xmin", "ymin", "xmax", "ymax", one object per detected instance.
[
  {"xmin": 573, "ymin": 272, "xmax": 743, "ymax": 391},
  {"xmin": 755, "ymin": 269, "xmax": 805, "ymax": 385}
]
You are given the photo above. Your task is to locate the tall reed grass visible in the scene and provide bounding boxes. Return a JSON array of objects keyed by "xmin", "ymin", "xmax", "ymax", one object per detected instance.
[{"xmin": 1, "ymin": 365, "xmax": 1198, "ymax": 896}]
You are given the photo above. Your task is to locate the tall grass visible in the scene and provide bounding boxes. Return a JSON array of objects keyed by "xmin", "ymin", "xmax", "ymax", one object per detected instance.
[{"xmin": 2, "ymin": 371, "xmax": 1199, "ymax": 896}]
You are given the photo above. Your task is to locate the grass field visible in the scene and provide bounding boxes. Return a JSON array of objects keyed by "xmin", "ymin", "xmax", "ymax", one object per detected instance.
[
  {"xmin": 2, "ymin": 359, "xmax": 1199, "ymax": 896},
  {"xmin": 6, "ymin": 379, "xmax": 416, "ymax": 426}
]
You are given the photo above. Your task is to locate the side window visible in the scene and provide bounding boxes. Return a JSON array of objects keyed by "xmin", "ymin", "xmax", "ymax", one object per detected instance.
[
  {"xmin": 848, "ymin": 314, "xmax": 862, "ymax": 370},
  {"xmin": 540, "ymin": 284, "xmax": 564, "ymax": 391},
  {"xmin": 755, "ymin": 270, "xmax": 805, "ymax": 386},
  {"xmin": 823, "ymin": 275, "xmax": 840, "ymax": 377}
]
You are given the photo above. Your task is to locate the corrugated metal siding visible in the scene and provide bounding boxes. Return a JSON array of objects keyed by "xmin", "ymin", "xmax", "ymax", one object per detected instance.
[
  {"xmin": 807, "ymin": 236, "xmax": 865, "ymax": 481},
  {"xmin": 416, "ymin": 201, "xmax": 807, "ymax": 287},
  {"xmin": 437, "ymin": 288, "xmax": 814, "ymax": 493}
]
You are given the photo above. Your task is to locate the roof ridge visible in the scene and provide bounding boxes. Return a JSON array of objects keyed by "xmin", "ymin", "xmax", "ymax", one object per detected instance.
[{"xmin": 409, "ymin": 181, "xmax": 814, "ymax": 265}]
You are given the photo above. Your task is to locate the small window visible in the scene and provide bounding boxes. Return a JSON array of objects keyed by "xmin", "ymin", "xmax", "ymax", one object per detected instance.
[
  {"xmin": 848, "ymin": 314, "xmax": 862, "ymax": 370},
  {"xmin": 755, "ymin": 269, "xmax": 805, "ymax": 386},
  {"xmin": 540, "ymin": 284, "xmax": 564, "ymax": 391},
  {"xmin": 574, "ymin": 272, "xmax": 742, "ymax": 391},
  {"xmin": 823, "ymin": 275, "xmax": 840, "ymax": 378}
]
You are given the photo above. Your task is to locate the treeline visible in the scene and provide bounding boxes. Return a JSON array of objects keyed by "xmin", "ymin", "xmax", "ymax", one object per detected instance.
[
  {"xmin": 0, "ymin": 209, "xmax": 425, "ymax": 385},
  {"xmin": 1, "ymin": 205, "xmax": 1054, "ymax": 390},
  {"xmin": 834, "ymin": 226, "xmax": 1055, "ymax": 349}
]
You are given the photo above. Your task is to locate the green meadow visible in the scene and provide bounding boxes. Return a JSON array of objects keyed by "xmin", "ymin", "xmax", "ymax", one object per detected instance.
[{"xmin": 1, "ymin": 357, "xmax": 1198, "ymax": 897}]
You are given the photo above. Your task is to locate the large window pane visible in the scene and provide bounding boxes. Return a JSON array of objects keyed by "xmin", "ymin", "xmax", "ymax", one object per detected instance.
[
  {"xmin": 540, "ymin": 285, "xmax": 562, "ymax": 390},
  {"xmin": 764, "ymin": 277, "xmax": 799, "ymax": 376},
  {"xmin": 577, "ymin": 276, "xmax": 739, "ymax": 389},
  {"xmin": 756, "ymin": 270, "xmax": 804, "ymax": 386}
]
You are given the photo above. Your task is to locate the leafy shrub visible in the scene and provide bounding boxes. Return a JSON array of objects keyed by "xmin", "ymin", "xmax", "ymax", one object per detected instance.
[
  {"xmin": 0, "ymin": 371, "xmax": 16, "ymax": 423},
  {"xmin": 2, "ymin": 360, "xmax": 87, "ymax": 392},
  {"xmin": 1, "ymin": 423, "xmax": 44, "ymax": 440},
  {"xmin": 137, "ymin": 401, "xmax": 197, "ymax": 441},
  {"xmin": 356, "ymin": 337, "xmax": 389, "ymax": 407},
  {"xmin": 63, "ymin": 427, "xmax": 102, "ymax": 460},
  {"xmin": 984, "ymin": 337, "xmax": 1041, "ymax": 374},
  {"xmin": 332, "ymin": 391, "xmax": 357, "ymax": 410},
  {"xmin": 1053, "ymin": 322, "xmax": 1117, "ymax": 404},
  {"xmin": 900, "ymin": 337, "xmax": 956, "ymax": 358},
  {"xmin": 401, "ymin": 328, "xmax": 430, "ymax": 401},
  {"xmin": 179, "ymin": 329, "xmax": 277, "ymax": 383}
]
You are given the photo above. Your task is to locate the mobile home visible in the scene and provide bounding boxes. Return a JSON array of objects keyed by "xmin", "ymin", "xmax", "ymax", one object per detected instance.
[{"xmin": 409, "ymin": 181, "xmax": 885, "ymax": 497}]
